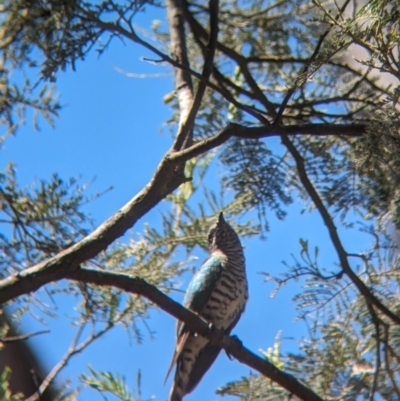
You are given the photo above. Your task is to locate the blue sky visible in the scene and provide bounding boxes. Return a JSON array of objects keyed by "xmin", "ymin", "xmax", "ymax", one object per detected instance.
[{"xmin": 1, "ymin": 7, "xmax": 373, "ymax": 401}]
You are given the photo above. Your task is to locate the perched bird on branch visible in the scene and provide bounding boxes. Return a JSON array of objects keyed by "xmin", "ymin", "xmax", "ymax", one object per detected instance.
[{"xmin": 166, "ymin": 212, "xmax": 248, "ymax": 401}]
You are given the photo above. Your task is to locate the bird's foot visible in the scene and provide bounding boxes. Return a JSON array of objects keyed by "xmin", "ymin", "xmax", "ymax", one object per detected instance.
[
  {"xmin": 225, "ymin": 335, "xmax": 242, "ymax": 360},
  {"xmin": 225, "ymin": 350, "xmax": 234, "ymax": 360},
  {"xmin": 230, "ymin": 334, "xmax": 242, "ymax": 344}
]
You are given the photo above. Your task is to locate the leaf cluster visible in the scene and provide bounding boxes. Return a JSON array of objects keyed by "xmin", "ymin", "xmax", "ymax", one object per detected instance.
[
  {"xmin": 0, "ymin": 0, "xmax": 157, "ymax": 135},
  {"xmin": 0, "ymin": 164, "xmax": 95, "ymax": 277}
]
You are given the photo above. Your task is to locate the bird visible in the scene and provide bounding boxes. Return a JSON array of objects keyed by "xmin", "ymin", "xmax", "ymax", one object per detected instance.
[{"xmin": 166, "ymin": 212, "xmax": 248, "ymax": 401}]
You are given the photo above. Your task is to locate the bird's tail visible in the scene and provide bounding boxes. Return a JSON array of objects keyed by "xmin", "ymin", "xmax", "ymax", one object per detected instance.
[{"xmin": 169, "ymin": 382, "xmax": 184, "ymax": 401}]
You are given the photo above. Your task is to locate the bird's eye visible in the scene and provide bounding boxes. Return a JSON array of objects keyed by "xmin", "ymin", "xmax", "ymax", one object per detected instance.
[{"xmin": 207, "ymin": 228, "xmax": 216, "ymax": 243}]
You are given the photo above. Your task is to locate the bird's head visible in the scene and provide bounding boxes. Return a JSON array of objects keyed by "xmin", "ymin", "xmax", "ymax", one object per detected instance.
[{"xmin": 207, "ymin": 212, "xmax": 241, "ymax": 253}]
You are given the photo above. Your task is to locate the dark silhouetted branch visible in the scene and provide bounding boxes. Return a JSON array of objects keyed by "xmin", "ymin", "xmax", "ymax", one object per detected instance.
[{"xmin": 169, "ymin": 122, "xmax": 367, "ymax": 162}]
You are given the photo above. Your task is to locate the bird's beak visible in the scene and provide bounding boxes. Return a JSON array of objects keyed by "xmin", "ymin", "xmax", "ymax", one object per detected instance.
[{"xmin": 218, "ymin": 212, "xmax": 225, "ymax": 225}]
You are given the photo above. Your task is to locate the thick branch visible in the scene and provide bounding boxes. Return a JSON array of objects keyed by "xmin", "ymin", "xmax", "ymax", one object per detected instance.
[
  {"xmin": 173, "ymin": 0, "xmax": 220, "ymax": 151},
  {"xmin": 166, "ymin": 0, "xmax": 194, "ymax": 150},
  {"xmin": 168, "ymin": 122, "xmax": 366, "ymax": 162},
  {"xmin": 66, "ymin": 267, "xmax": 324, "ymax": 401},
  {"xmin": 0, "ymin": 156, "xmax": 187, "ymax": 304}
]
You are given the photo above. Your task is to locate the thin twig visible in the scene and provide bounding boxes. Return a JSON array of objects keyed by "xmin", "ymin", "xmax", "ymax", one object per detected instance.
[
  {"xmin": 0, "ymin": 329, "xmax": 49, "ymax": 343},
  {"xmin": 383, "ymin": 324, "xmax": 400, "ymax": 399},
  {"xmin": 367, "ymin": 303, "xmax": 381, "ymax": 400},
  {"xmin": 274, "ymin": 0, "xmax": 352, "ymax": 125},
  {"xmin": 25, "ymin": 325, "xmax": 85, "ymax": 401}
]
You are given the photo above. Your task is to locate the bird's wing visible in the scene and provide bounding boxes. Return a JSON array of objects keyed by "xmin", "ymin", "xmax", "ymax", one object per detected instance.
[
  {"xmin": 183, "ymin": 254, "xmax": 226, "ymax": 311},
  {"xmin": 164, "ymin": 330, "xmax": 191, "ymax": 385},
  {"xmin": 185, "ymin": 303, "xmax": 245, "ymax": 393},
  {"xmin": 185, "ymin": 342, "xmax": 221, "ymax": 393},
  {"xmin": 165, "ymin": 255, "xmax": 225, "ymax": 383}
]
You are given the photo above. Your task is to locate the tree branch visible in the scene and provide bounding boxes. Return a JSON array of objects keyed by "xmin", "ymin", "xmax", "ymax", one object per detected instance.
[
  {"xmin": 273, "ymin": 0, "xmax": 352, "ymax": 125},
  {"xmin": 0, "ymin": 121, "xmax": 366, "ymax": 306},
  {"xmin": 25, "ymin": 311, "xmax": 131, "ymax": 401},
  {"xmin": 172, "ymin": 0, "xmax": 220, "ymax": 151},
  {"xmin": 0, "ymin": 329, "xmax": 49, "ymax": 343},
  {"xmin": 165, "ymin": 0, "xmax": 194, "ymax": 150},
  {"xmin": 65, "ymin": 267, "xmax": 324, "ymax": 401},
  {"xmin": 172, "ymin": 8, "xmax": 399, "ymax": 326},
  {"xmin": 84, "ymin": 9, "xmax": 267, "ymax": 131},
  {"xmin": 25, "ymin": 325, "xmax": 86, "ymax": 401},
  {"xmin": 0, "ymin": 155, "xmax": 188, "ymax": 304},
  {"xmin": 168, "ymin": 122, "xmax": 367, "ymax": 162},
  {"xmin": 182, "ymin": 0, "xmax": 277, "ymax": 119},
  {"xmin": 281, "ymin": 135, "xmax": 400, "ymax": 325}
]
